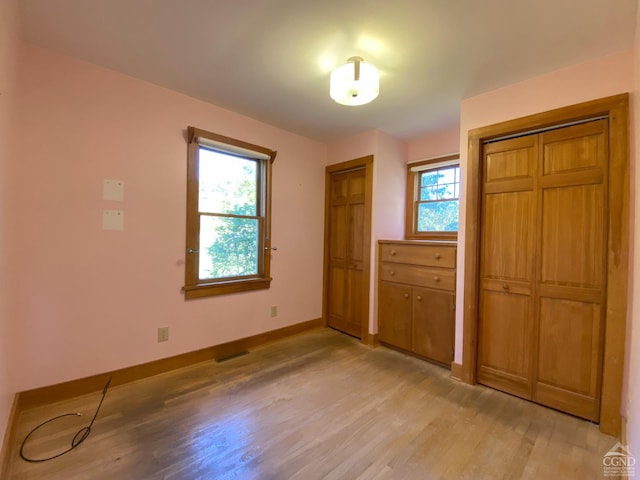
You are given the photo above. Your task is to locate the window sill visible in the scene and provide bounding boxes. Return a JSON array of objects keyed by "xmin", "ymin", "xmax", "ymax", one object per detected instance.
[
  {"xmin": 184, "ymin": 277, "xmax": 271, "ymax": 299},
  {"xmin": 405, "ymin": 231, "xmax": 458, "ymax": 242}
]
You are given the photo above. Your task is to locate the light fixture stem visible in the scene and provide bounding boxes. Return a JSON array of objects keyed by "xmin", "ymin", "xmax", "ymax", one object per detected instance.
[{"xmin": 348, "ymin": 56, "xmax": 363, "ymax": 81}]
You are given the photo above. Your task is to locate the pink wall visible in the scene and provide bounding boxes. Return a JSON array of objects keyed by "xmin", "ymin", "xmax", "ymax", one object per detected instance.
[
  {"xmin": 327, "ymin": 130, "xmax": 378, "ymax": 163},
  {"xmin": 407, "ymin": 124, "xmax": 461, "ymax": 162},
  {"xmin": 627, "ymin": 4, "xmax": 640, "ymax": 455},
  {"xmin": 0, "ymin": 0, "xmax": 20, "ymax": 448},
  {"xmin": 9, "ymin": 45, "xmax": 327, "ymax": 393},
  {"xmin": 369, "ymin": 131, "xmax": 407, "ymax": 333}
]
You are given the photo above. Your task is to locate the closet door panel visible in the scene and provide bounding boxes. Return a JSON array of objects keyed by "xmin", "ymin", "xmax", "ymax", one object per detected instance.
[
  {"xmin": 535, "ymin": 298, "xmax": 602, "ymax": 421},
  {"xmin": 540, "ymin": 185, "xmax": 605, "ymax": 289},
  {"xmin": 478, "ymin": 290, "xmax": 532, "ymax": 398},
  {"xmin": 482, "ymin": 191, "xmax": 535, "ymax": 282}
]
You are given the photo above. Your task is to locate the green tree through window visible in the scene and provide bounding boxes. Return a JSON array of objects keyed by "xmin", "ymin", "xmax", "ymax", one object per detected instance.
[
  {"xmin": 417, "ymin": 165, "xmax": 460, "ymax": 232},
  {"xmin": 198, "ymin": 150, "xmax": 259, "ymax": 279}
]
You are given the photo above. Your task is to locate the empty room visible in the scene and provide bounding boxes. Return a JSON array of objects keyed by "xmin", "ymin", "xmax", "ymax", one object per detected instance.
[{"xmin": 1, "ymin": 0, "xmax": 640, "ymax": 478}]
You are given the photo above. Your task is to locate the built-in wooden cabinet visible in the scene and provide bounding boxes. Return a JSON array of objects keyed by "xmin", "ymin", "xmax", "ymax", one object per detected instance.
[{"xmin": 378, "ymin": 241, "xmax": 456, "ymax": 366}]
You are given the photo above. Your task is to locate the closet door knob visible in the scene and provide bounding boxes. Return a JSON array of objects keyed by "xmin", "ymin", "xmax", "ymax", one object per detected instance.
[
  {"xmin": 416, "ymin": 295, "xmax": 422, "ymax": 301},
  {"xmin": 403, "ymin": 293, "xmax": 409, "ymax": 299}
]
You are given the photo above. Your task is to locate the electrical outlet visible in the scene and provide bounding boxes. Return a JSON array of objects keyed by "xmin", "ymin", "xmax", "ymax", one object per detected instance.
[
  {"xmin": 157, "ymin": 326, "xmax": 169, "ymax": 342},
  {"xmin": 270, "ymin": 306, "xmax": 278, "ymax": 317}
]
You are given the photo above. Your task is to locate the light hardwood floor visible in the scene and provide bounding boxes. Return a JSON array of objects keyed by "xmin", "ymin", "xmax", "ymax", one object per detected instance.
[{"xmin": 8, "ymin": 328, "xmax": 617, "ymax": 479}]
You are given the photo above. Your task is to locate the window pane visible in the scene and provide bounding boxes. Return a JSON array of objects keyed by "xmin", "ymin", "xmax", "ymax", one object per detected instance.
[
  {"xmin": 439, "ymin": 167, "xmax": 456, "ymax": 184},
  {"xmin": 199, "ymin": 216, "xmax": 258, "ymax": 279},
  {"xmin": 421, "ymin": 172, "xmax": 439, "ymax": 187},
  {"xmin": 417, "ymin": 201, "xmax": 459, "ymax": 232},
  {"xmin": 420, "ymin": 185, "xmax": 440, "ymax": 201},
  {"xmin": 198, "ymin": 148, "xmax": 257, "ymax": 216}
]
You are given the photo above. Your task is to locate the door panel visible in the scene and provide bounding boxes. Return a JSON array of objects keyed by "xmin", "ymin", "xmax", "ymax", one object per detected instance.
[
  {"xmin": 478, "ymin": 135, "xmax": 536, "ymax": 399},
  {"xmin": 412, "ymin": 287, "xmax": 454, "ymax": 366},
  {"xmin": 536, "ymin": 298, "xmax": 601, "ymax": 396},
  {"xmin": 378, "ymin": 282, "xmax": 412, "ymax": 351},
  {"xmin": 535, "ymin": 298, "xmax": 602, "ymax": 420},
  {"xmin": 540, "ymin": 185, "xmax": 605, "ymax": 288},
  {"xmin": 482, "ymin": 191, "xmax": 535, "ymax": 282},
  {"xmin": 478, "ymin": 290, "xmax": 532, "ymax": 398},
  {"xmin": 329, "ymin": 205, "xmax": 346, "ymax": 261},
  {"xmin": 327, "ymin": 265, "xmax": 346, "ymax": 329}
]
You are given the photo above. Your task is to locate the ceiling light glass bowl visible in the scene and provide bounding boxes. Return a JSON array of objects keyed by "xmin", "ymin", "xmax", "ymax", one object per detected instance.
[{"xmin": 330, "ymin": 56, "xmax": 379, "ymax": 106}]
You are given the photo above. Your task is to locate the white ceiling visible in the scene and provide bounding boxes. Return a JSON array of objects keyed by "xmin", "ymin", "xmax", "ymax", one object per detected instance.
[{"xmin": 18, "ymin": 0, "xmax": 638, "ymax": 142}]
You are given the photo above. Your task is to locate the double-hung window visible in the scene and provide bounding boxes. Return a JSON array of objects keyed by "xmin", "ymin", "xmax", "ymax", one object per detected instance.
[
  {"xmin": 405, "ymin": 154, "xmax": 460, "ymax": 240},
  {"xmin": 184, "ymin": 126, "xmax": 276, "ymax": 299}
]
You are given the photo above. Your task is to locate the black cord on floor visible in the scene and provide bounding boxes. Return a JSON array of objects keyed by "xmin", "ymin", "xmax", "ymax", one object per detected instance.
[{"xmin": 19, "ymin": 376, "xmax": 112, "ymax": 463}]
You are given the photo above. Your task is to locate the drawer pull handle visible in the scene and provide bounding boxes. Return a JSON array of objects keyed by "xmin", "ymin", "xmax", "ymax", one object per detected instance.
[
  {"xmin": 416, "ymin": 295, "xmax": 422, "ymax": 301},
  {"xmin": 433, "ymin": 276, "xmax": 440, "ymax": 282},
  {"xmin": 390, "ymin": 271, "xmax": 395, "ymax": 276},
  {"xmin": 403, "ymin": 293, "xmax": 409, "ymax": 299},
  {"xmin": 502, "ymin": 283, "xmax": 510, "ymax": 291},
  {"xmin": 434, "ymin": 253, "xmax": 441, "ymax": 260},
  {"xmin": 390, "ymin": 249, "xmax": 396, "ymax": 256}
]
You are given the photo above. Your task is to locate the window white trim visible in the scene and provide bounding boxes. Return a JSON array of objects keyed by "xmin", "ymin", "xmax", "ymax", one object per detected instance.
[
  {"xmin": 409, "ymin": 156, "xmax": 459, "ymax": 172},
  {"xmin": 195, "ymin": 136, "xmax": 271, "ymax": 160}
]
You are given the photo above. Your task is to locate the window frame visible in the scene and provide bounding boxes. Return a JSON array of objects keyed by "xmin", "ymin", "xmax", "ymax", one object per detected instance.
[
  {"xmin": 184, "ymin": 126, "xmax": 276, "ymax": 299},
  {"xmin": 405, "ymin": 153, "xmax": 460, "ymax": 241}
]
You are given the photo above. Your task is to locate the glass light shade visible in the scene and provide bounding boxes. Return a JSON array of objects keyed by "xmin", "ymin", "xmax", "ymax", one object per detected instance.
[{"xmin": 330, "ymin": 58, "xmax": 379, "ymax": 106}]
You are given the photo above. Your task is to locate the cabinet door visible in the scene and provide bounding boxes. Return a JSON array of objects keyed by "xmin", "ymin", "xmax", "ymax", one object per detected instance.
[
  {"xmin": 412, "ymin": 287, "xmax": 454, "ymax": 365},
  {"xmin": 378, "ymin": 282, "xmax": 412, "ymax": 351}
]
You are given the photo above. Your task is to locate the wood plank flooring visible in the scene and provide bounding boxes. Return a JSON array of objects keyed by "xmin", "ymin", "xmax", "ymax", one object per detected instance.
[{"xmin": 7, "ymin": 328, "xmax": 617, "ymax": 479}]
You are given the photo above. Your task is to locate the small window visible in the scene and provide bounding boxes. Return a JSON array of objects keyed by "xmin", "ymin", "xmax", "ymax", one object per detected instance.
[
  {"xmin": 184, "ymin": 126, "xmax": 276, "ymax": 299},
  {"xmin": 405, "ymin": 154, "xmax": 459, "ymax": 240}
]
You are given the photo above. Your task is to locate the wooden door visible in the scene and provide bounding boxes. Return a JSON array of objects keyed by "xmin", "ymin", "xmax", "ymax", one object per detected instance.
[
  {"xmin": 477, "ymin": 119, "xmax": 608, "ymax": 422},
  {"xmin": 327, "ymin": 168, "xmax": 367, "ymax": 338},
  {"xmin": 412, "ymin": 287, "xmax": 454, "ymax": 366},
  {"xmin": 533, "ymin": 120, "xmax": 608, "ymax": 421},
  {"xmin": 477, "ymin": 135, "xmax": 538, "ymax": 399}
]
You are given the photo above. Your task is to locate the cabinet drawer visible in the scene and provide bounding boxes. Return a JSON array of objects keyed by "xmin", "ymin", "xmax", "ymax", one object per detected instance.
[
  {"xmin": 380, "ymin": 243, "xmax": 456, "ymax": 268},
  {"xmin": 380, "ymin": 263, "xmax": 455, "ymax": 291}
]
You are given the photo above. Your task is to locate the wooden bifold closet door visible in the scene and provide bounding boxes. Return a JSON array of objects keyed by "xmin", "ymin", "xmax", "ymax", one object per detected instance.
[{"xmin": 477, "ymin": 119, "xmax": 608, "ymax": 422}]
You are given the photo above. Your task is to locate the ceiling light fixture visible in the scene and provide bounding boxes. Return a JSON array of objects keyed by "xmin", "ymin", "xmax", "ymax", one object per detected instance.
[{"xmin": 330, "ymin": 56, "xmax": 379, "ymax": 106}]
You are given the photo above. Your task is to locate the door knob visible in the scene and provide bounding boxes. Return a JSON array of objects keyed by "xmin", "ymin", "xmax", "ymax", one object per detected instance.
[
  {"xmin": 416, "ymin": 295, "xmax": 422, "ymax": 301},
  {"xmin": 403, "ymin": 293, "xmax": 409, "ymax": 299}
]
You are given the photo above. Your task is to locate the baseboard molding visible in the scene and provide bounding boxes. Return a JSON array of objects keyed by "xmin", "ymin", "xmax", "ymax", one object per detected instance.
[
  {"xmin": 1, "ymin": 393, "xmax": 21, "ymax": 479},
  {"xmin": 18, "ymin": 318, "xmax": 323, "ymax": 410},
  {"xmin": 363, "ymin": 333, "xmax": 379, "ymax": 347},
  {"xmin": 450, "ymin": 362, "xmax": 464, "ymax": 381}
]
